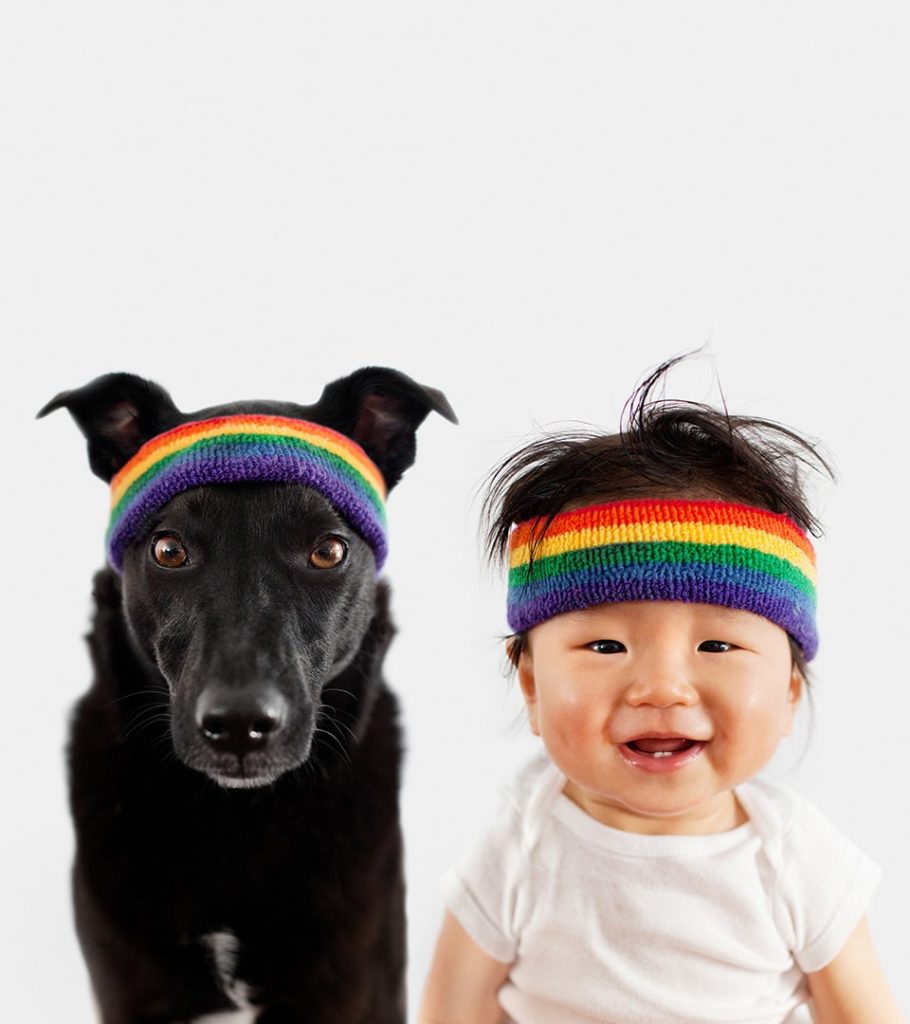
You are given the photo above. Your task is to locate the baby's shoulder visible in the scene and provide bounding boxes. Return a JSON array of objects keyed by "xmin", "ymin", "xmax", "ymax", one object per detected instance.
[
  {"xmin": 442, "ymin": 754, "xmax": 559, "ymax": 912},
  {"xmin": 738, "ymin": 777, "xmax": 860, "ymax": 869},
  {"xmin": 493, "ymin": 752, "xmax": 566, "ymax": 847},
  {"xmin": 737, "ymin": 776, "xmax": 815, "ymax": 838},
  {"xmin": 501, "ymin": 750, "xmax": 562, "ymax": 807},
  {"xmin": 739, "ymin": 779, "xmax": 880, "ymax": 972}
]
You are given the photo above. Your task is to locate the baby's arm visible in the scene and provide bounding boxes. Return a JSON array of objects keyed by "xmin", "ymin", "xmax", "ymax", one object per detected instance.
[
  {"xmin": 418, "ymin": 910, "xmax": 513, "ymax": 1024},
  {"xmin": 807, "ymin": 916, "xmax": 905, "ymax": 1023}
]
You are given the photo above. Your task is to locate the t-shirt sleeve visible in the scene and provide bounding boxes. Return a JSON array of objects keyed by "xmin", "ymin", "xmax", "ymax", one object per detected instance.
[
  {"xmin": 777, "ymin": 800, "xmax": 882, "ymax": 974},
  {"xmin": 441, "ymin": 796, "xmax": 526, "ymax": 964}
]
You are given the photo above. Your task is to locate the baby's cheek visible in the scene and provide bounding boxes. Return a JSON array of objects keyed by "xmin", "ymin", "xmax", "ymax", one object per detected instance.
[
  {"xmin": 719, "ymin": 691, "xmax": 792, "ymax": 768},
  {"xmin": 543, "ymin": 687, "xmax": 604, "ymax": 745},
  {"xmin": 737, "ymin": 680, "xmax": 794, "ymax": 728}
]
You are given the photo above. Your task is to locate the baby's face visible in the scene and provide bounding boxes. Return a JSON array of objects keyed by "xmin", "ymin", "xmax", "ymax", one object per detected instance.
[{"xmin": 518, "ymin": 601, "xmax": 801, "ymax": 835}]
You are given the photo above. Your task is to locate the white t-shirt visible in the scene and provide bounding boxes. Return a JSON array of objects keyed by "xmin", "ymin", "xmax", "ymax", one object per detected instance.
[{"xmin": 443, "ymin": 754, "xmax": 880, "ymax": 1024}]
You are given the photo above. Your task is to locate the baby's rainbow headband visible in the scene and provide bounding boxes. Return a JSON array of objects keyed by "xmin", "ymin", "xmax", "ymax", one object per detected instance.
[
  {"xmin": 106, "ymin": 414, "xmax": 387, "ymax": 573},
  {"xmin": 507, "ymin": 499, "xmax": 818, "ymax": 660}
]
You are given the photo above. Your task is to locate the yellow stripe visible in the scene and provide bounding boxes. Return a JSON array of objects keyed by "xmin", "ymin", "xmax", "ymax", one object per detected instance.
[
  {"xmin": 111, "ymin": 419, "xmax": 385, "ymax": 507},
  {"xmin": 509, "ymin": 520, "xmax": 816, "ymax": 584}
]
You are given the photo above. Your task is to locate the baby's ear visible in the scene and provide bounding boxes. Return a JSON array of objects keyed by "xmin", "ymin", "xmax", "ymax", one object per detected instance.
[
  {"xmin": 783, "ymin": 664, "xmax": 804, "ymax": 736},
  {"xmin": 516, "ymin": 645, "xmax": 540, "ymax": 737}
]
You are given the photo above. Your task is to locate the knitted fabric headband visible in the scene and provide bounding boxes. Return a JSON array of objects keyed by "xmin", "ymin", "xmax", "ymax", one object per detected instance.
[
  {"xmin": 106, "ymin": 414, "xmax": 387, "ymax": 573},
  {"xmin": 507, "ymin": 499, "xmax": 818, "ymax": 660}
]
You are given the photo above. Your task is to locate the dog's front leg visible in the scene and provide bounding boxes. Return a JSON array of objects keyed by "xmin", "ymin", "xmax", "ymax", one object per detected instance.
[{"xmin": 74, "ymin": 860, "xmax": 236, "ymax": 1024}]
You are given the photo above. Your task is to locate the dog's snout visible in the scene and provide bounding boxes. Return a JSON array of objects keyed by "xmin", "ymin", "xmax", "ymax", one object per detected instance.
[{"xmin": 196, "ymin": 688, "xmax": 289, "ymax": 756}]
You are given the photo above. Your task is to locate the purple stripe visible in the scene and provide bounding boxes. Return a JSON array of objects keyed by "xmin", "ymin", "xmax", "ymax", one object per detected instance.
[
  {"xmin": 107, "ymin": 452, "xmax": 387, "ymax": 572},
  {"xmin": 508, "ymin": 571, "xmax": 817, "ymax": 660}
]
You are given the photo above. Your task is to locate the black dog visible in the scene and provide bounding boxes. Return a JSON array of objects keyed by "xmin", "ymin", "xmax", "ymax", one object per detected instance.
[{"xmin": 39, "ymin": 367, "xmax": 455, "ymax": 1024}]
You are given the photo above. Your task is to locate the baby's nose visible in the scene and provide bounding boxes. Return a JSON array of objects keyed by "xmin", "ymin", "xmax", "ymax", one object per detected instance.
[{"xmin": 623, "ymin": 672, "xmax": 699, "ymax": 708}]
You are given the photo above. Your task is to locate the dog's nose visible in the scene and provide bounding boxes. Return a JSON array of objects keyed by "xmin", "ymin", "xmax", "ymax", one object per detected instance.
[{"xmin": 196, "ymin": 688, "xmax": 289, "ymax": 756}]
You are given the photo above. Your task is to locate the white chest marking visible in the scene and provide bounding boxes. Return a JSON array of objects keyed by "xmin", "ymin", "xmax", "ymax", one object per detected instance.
[
  {"xmin": 200, "ymin": 929, "xmax": 256, "ymax": 1015},
  {"xmin": 193, "ymin": 1013, "xmax": 256, "ymax": 1024}
]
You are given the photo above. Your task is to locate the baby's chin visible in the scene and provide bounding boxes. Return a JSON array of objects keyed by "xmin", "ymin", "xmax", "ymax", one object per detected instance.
[{"xmin": 560, "ymin": 775, "xmax": 745, "ymax": 836}]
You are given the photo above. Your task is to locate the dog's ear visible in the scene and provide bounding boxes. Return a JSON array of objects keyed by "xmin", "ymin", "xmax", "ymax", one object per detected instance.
[
  {"xmin": 314, "ymin": 367, "xmax": 457, "ymax": 490},
  {"xmin": 37, "ymin": 373, "xmax": 182, "ymax": 482}
]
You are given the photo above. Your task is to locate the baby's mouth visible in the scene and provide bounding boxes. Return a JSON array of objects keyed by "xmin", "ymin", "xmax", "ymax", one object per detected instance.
[
  {"xmin": 618, "ymin": 735, "xmax": 708, "ymax": 772},
  {"xmin": 626, "ymin": 737, "xmax": 698, "ymax": 759}
]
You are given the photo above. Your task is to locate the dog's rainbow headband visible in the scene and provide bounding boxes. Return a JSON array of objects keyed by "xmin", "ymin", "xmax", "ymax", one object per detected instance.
[
  {"xmin": 106, "ymin": 415, "xmax": 388, "ymax": 573},
  {"xmin": 507, "ymin": 499, "xmax": 818, "ymax": 659}
]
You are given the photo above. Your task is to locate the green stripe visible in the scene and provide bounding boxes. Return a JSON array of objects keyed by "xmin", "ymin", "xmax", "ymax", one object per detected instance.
[
  {"xmin": 509, "ymin": 541, "xmax": 815, "ymax": 597},
  {"xmin": 110, "ymin": 433, "xmax": 384, "ymax": 525}
]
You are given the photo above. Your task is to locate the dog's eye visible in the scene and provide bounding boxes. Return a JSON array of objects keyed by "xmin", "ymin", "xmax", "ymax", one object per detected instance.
[
  {"xmin": 152, "ymin": 534, "xmax": 189, "ymax": 569},
  {"xmin": 308, "ymin": 536, "xmax": 347, "ymax": 570}
]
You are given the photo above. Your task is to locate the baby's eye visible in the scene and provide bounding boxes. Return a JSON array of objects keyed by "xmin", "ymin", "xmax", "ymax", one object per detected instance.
[
  {"xmin": 698, "ymin": 640, "xmax": 734, "ymax": 653},
  {"xmin": 588, "ymin": 639, "xmax": 626, "ymax": 654}
]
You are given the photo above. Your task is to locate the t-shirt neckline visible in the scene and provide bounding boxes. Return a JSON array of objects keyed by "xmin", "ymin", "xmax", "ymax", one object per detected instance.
[{"xmin": 549, "ymin": 783, "xmax": 758, "ymax": 857}]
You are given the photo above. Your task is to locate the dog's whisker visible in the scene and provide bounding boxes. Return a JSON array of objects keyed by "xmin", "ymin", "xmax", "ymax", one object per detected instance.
[
  {"xmin": 119, "ymin": 718, "xmax": 164, "ymax": 743},
  {"xmin": 150, "ymin": 746, "xmax": 179, "ymax": 773},
  {"xmin": 125, "ymin": 717, "xmax": 171, "ymax": 741},
  {"xmin": 321, "ymin": 687, "xmax": 358, "ymax": 702},
  {"xmin": 120, "ymin": 703, "xmax": 169, "ymax": 721},
  {"xmin": 318, "ymin": 700, "xmax": 361, "ymax": 744},
  {"xmin": 132, "ymin": 728, "xmax": 175, "ymax": 756},
  {"xmin": 322, "ymin": 711, "xmax": 359, "ymax": 735},
  {"xmin": 323, "ymin": 701, "xmax": 359, "ymax": 723},
  {"xmin": 104, "ymin": 689, "xmax": 170, "ymax": 710},
  {"xmin": 313, "ymin": 725, "xmax": 352, "ymax": 769},
  {"xmin": 319, "ymin": 701, "xmax": 362, "ymax": 746},
  {"xmin": 330, "ymin": 717, "xmax": 358, "ymax": 743},
  {"xmin": 315, "ymin": 724, "xmax": 352, "ymax": 757},
  {"xmin": 119, "ymin": 709, "xmax": 172, "ymax": 742}
]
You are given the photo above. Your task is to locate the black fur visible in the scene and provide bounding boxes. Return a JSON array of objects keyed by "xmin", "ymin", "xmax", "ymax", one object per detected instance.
[{"xmin": 38, "ymin": 368, "xmax": 456, "ymax": 1023}]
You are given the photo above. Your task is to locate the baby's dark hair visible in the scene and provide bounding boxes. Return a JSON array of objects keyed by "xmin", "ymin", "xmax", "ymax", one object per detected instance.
[{"xmin": 482, "ymin": 355, "xmax": 833, "ymax": 677}]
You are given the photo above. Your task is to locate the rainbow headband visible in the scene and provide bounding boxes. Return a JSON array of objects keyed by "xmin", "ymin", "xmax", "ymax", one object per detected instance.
[
  {"xmin": 106, "ymin": 415, "xmax": 387, "ymax": 573},
  {"xmin": 507, "ymin": 499, "xmax": 818, "ymax": 659}
]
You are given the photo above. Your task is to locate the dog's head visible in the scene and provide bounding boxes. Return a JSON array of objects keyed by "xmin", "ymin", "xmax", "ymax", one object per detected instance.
[{"xmin": 39, "ymin": 368, "xmax": 455, "ymax": 788}]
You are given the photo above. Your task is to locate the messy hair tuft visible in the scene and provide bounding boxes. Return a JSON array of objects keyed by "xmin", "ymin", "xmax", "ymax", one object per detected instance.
[{"xmin": 482, "ymin": 354, "xmax": 833, "ymax": 569}]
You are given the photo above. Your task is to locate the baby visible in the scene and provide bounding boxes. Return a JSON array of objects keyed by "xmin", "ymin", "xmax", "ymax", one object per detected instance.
[{"xmin": 419, "ymin": 365, "xmax": 903, "ymax": 1023}]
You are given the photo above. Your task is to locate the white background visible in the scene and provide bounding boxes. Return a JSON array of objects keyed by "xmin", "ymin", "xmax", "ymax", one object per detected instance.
[{"xmin": 2, "ymin": 2, "xmax": 908, "ymax": 1020}]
